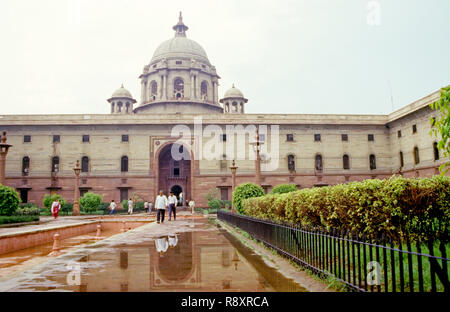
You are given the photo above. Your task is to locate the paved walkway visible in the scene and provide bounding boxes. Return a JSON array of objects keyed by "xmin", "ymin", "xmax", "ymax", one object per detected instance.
[{"xmin": 0, "ymin": 211, "xmax": 204, "ymax": 237}]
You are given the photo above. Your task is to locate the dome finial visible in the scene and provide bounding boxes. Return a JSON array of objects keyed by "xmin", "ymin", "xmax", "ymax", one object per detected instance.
[{"xmin": 173, "ymin": 12, "xmax": 189, "ymax": 37}]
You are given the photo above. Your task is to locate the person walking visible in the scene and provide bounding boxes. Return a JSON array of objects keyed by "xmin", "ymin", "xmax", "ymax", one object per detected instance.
[
  {"xmin": 179, "ymin": 191, "xmax": 183, "ymax": 206},
  {"xmin": 189, "ymin": 199, "xmax": 195, "ymax": 214},
  {"xmin": 109, "ymin": 199, "xmax": 116, "ymax": 215},
  {"xmin": 144, "ymin": 201, "xmax": 149, "ymax": 213},
  {"xmin": 149, "ymin": 202, "xmax": 153, "ymax": 214},
  {"xmin": 127, "ymin": 198, "xmax": 133, "ymax": 215},
  {"xmin": 51, "ymin": 198, "xmax": 61, "ymax": 219},
  {"xmin": 168, "ymin": 191, "xmax": 177, "ymax": 221},
  {"xmin": 155, "ymin": 190, "xmax": 168, "ymax": 224}
]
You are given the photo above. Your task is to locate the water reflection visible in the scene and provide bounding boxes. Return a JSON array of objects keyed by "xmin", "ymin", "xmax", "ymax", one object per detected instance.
[{"xmin": 1, "ymin": 220, "xmax": 307, "ymax": 292}]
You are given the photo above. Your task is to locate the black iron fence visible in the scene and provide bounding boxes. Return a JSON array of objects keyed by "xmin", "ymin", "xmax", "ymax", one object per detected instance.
[{"xmin": 217, "ymin": 210, "xmax": 449, "ymax": 292}]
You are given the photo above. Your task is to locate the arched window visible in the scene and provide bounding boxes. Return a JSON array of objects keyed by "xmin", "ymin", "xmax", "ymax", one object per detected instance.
[
  {"xmin": 151, "ymin": 81, "xmax": 157, "ymax": 99},
  {"xmin": 288, "ymin": 155, "xmax": 295, "ymax": 172},
  {"xmin": 125, "ymin": 102, "xmax": 130, "ymax": 113},
  {"xmin": 117, "ymin": 101, "xmax": 123, "ymax": 113},
  {"xmin": 399, "ymin": 151, "xmax": 404, "ymax": 167},
  {"xmin": 315, "ymin": 154, "xmax": 323, "ymax": 171},
  {"xmin": 201, "ymin": 81, "xmax": 208, "ymax": 100},
  {"xmin": 232, "ymin": 101, "xmax": 237, "ymax": 112},
  {"xmin": 369, "ymin": 154, "xmax": 376, "ymax": 170},
  {"xmin": 173, "ymin": 78, "xmax": 184, "ymax": 99},
  {"xmin": 22, "ymin": 156, "xmax": 30, "ymax": 176},
  {"xmin": 111, "ymin": 102, "xmax": 115, "ymax": 113},
  {"xmin": 51, "ymin": 156, "xmax": 59, "ymax": 173},
  {"xmin": 121, "ymin": 156, "xmax": 128, "ymax": 172},
  {"xmin": 343, "ymin": 154, "xmax": 350, "ymax": 170},
  {"xmin": 413, "ymin": 147, "xmax": 420, "ymax": 164},
  {"xmin": 81, "ymin": 156, "xmax": 89, "ymax": 173},
  {"xmin": 433, "ymin": 142, "xmax": 439, "ymax": 160}
]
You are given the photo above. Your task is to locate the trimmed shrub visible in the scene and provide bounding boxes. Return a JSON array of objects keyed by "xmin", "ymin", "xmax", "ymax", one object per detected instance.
[
  {"xmin": 14, "ymin": 206, "xmax": 40, "ymax": 216},
  {"xmin": 221, "ymin": 200, "xmax": 232, "ymax": 209},
  {"xmin": 270, "ymin": 184, "xmax": 298, "ymax": 195},
  {"xmin": 233, "ymin": 183, "xmax": 265, "ymax": 214},
  {"xmin": 0, "ymin": 215, "xmax": 39, "ymax": 225},
  {"xmin": 79, "ymin": 192, "xmax": 103, "ymax": 213},
  {"xmin": 61, "ymin": 202, "xmax": 73, "ymax": 214},
  {"xmin": 208, "ymin": 198, "xmax": 221, "ymax": 210},
  {"xmin": 43, "ymin": 194, "xmax": 66, "ymax": 212},
  {"xmin": 0, "ymin": 184, "xmax": 21, "ymax": 216},
  {"xmin": 243, "ymin": 176, "xmax": 450, "ymax": 242}
]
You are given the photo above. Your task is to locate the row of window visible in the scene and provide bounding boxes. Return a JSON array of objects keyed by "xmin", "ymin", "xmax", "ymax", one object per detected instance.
[
  {"xmin": 285, "ymin": 154, "xmax": 377, "ymax": 171},
  {"xmin": 22, "ymin": 135, "xmax": 129, "ymax": 143},
  {"xmin": 219, "ymin": 133, "xmax": 374, "ymax": 142},
  {"xmin": 21, "ymin": 156, "xmax": 130, "ymax": 175}
]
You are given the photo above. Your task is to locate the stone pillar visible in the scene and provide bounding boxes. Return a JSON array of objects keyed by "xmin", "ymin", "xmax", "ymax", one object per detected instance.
[
  {"xmin": 0, "ymin": 131, "xmax": 12, "ymax": 186},
  {"xmin": 141, "ymin": 81, "xmax": 146, "ymax": 104},
  {"xmin": 230, "ymin": 160, "xmax": 238, "ymax": 213},
  {"xmin": 163, "ymin": 75, "xmax": 168, "ymax": 99},
  {"xmin": 212, "ymin": 82, "xmax": 215, "ymax": 103},
  {"xmin": 73, "ymin": 160, "xmax": 81, "ymax": 216},
  {"xmin": 190, "ymin": 75, "xmax": 195, "ymax": 99}
]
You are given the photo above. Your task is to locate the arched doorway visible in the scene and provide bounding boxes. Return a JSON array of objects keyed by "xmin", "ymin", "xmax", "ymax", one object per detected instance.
[
  {"xmin": 170, "ymin": 185, "xmax": 182, "ymax": 198},
  {"xmin": 158, "ymin": 143, "xmax": 191, "ymax": 201}
]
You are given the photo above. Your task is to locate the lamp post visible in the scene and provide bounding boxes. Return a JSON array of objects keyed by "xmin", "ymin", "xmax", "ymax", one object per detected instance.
[
  {"xmin": 249, "ymin": 128, "xmax": 263, "ymax": 187},
  {"xmin": 73, "ymin": 160, "xmax": 81, "ymax": 216},
  {"xmin": 0, "ymin": 131, "xmax": 12, "ymax": 186},
  {"xmin": 229, "ymin": 159, "xmax": 238, "ymax": 213}
]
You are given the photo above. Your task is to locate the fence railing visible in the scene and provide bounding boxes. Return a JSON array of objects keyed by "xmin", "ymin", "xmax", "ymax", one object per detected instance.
[{"xmin": 217, "ymin": 210, "xmax": 449, "ymax": 292}]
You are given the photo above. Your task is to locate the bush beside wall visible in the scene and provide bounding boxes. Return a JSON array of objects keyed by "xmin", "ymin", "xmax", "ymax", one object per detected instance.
[{"xmin": 243, "ymin": 176, "xmax": 450, "ymax": 241}]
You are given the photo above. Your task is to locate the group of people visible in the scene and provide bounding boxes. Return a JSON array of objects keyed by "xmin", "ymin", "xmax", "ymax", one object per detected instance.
[
  {"xmin": 107, "ymin": 191, "xmax": 195, "ymax": 222},
  {"xmin": 49, "ymin": 191, "xmax": 196, "ymax": 220}
]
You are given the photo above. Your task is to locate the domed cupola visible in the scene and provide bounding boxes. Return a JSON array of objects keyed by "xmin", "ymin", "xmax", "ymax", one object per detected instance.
[
  {"xmin": 135, "ymin": 12, "xmax": 223, "ymax": 115},
  {"xmin": 107, "ymin": 84, "xmax": 137, "ymax": 114},
  {"xmin": 220, "ymin": 84, "xmax": 248, "ymax": 114}
]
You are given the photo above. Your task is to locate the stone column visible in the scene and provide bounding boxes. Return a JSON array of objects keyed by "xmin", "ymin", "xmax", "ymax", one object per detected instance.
[
  {"xmin": 73, "ymin": 160, "xmax": 81, "ymax": 216},
  {"xmin": 190, "ymin": 75, "xmax": 195, "ymax": 99},
  {"xmin": 230, "ymin": 160, "xmax": 238, "ymax": 213},
  {"xmin": 212, "ymin": 82, "xmax": 215, "ymax": 103},
  {"xmin": 163, "ymin": 75, "xmax": 168, "ymax": 100},
  {"xmin": 141, "ymin": 81, "xmax": 145, "ymax": 104}
]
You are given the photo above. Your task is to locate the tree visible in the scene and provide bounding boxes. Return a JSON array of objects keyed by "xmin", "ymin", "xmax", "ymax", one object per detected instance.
[
  {"xmin": 0, "ymin": 184, "xmax": 21, "ymax": 216},
  {"xmin": 79, "ymin": 192, "xmax": 103, "ymax": 213},
  {"xmin": 430, "ymin": 85, "xmax": 450, "ymax": 174}
]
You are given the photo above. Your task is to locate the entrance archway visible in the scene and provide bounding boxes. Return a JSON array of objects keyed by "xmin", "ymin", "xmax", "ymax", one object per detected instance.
[
  {"xmin": 157, "ymin": 143, "xmax": 191, "ymax": 201},
  {"xmin": 170, "ymin": 185, "xmax": 182, "ymax": 198}
]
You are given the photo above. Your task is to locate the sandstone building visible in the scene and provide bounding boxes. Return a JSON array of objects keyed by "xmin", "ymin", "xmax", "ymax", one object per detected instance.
[{"xmin": 0, "ymin": 13, "xmax": 447, "ymax": 208}]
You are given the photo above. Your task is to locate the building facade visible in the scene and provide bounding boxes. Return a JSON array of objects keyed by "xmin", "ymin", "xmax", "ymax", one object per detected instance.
[{"xmin": 0, "ymin": 14, "xmax": 447, "ymax": 208}]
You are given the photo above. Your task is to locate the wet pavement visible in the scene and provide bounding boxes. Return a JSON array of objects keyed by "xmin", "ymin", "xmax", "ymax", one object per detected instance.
[{"xmin": 0, "ymin": 217, "xmax": 307, "ymax": 292}]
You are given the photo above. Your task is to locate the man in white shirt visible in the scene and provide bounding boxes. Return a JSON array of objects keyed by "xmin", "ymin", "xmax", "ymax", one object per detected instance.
[
  {"xmin": 109, "ymin": 200, "xmax": 116, "ymax": 215},
  {"xmin": 179, "ymin": 192, "xmax": 183, "ymax": 206},
  {"xmin": 167, "ymin": 191, "xmax": 178, "ymax": 221},
  {"xmin": 127, "ymin": 198, "xmax": 133, "ymax": 215},
  {"xmin": 155, "ymin": 190, "xmax": 168, "ymax": 224},
  {"xmin": 189, "ymin": 199, "xmax": 195, "ymax": 214}
]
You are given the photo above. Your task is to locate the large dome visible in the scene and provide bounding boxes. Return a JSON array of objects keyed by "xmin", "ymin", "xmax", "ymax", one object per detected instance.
[
  {"xmin": 150, "ymin": 13, "xmax": 210, "ymax": 65},
  {"xmin": 151, "ymin": 37, "xmax": 210, "ymax": 65}
]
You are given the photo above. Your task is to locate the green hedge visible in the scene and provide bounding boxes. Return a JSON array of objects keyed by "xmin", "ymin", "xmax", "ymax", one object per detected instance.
[
  {"xmin": 233, "ymin": 183, "xmax": 265, "ymax": 214},
  {"xmin": 270, "ymin": 184, "xmax": 298, "ymax": 194},
  {"xmin": 243, "ymin": 176, "xmax": 450, "ymax": 242},
  {"xmin": 14, "ymin": 206, "xmax": 40, "ymax": 216},
  {"xmin": 0, "ymin": 215, "xmax": 39, "ymax": 225}
]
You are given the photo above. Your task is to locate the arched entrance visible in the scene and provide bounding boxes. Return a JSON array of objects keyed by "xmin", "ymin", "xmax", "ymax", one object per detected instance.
[
  {"xmin": 170, "ymin": 185, "xmax": 182, "ymax": 198},
  {"xmin": 158, "ymin": 143, "xmax": 191, "ymax": 202}
]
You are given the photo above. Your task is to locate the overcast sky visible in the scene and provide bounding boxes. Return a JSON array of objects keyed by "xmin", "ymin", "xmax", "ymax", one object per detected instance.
[{"xmin": 0, "ymin": 0, "xmax": 449, "ymax": 116}]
